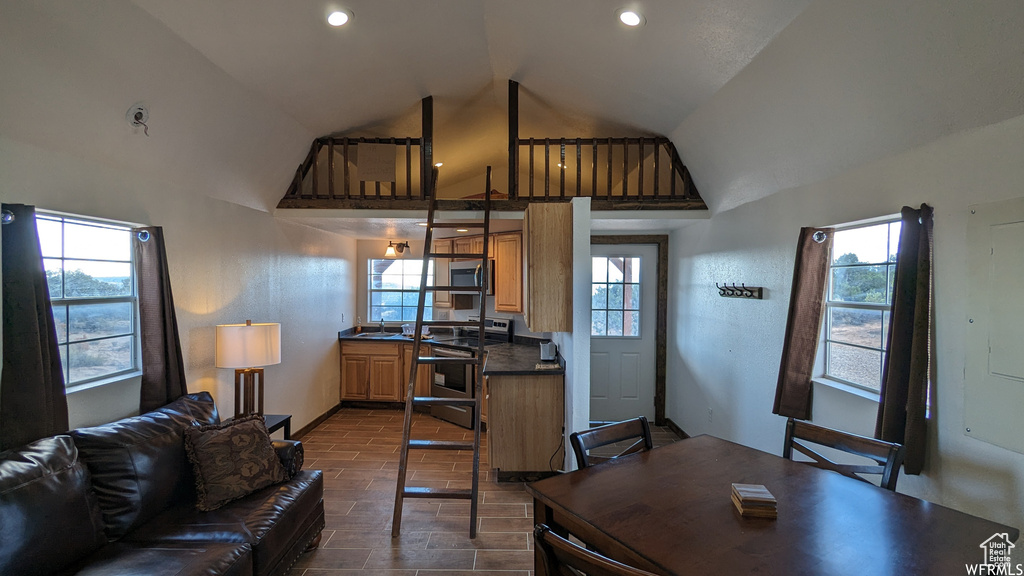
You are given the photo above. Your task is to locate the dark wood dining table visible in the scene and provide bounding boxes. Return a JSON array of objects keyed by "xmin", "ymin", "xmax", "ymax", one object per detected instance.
[{"xmin": 527, "ymin": 435, "xmax": 1020, "ymax": 575}]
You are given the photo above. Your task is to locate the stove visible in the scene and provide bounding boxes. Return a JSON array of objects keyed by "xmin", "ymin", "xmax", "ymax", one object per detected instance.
[{"xmin": 428, "ymin": 316, "xmax": 513, "ymax": 429}]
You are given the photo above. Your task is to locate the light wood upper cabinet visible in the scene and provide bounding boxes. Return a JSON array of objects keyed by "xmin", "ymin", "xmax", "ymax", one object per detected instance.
[
  {"xmin": 494, "ymin": 232, "xmax": 523, "ymax": 313},
  {"xmin": 472, "ymin": 235, "xmax": 485, "ymax": 258},
  {"xmin": 432, "ymin": 239, "xmax": 452, "ymax": 307},
  {"xmin": 453, "ymin": 237, "xmax": 474, "ymax": 259},
  {"xmin": 524, "ymin": 203, "xmax": 573, "ymax": 332}
]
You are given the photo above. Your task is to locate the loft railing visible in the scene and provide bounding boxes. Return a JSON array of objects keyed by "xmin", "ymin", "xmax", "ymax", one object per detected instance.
[
  {"xmin": 510, "ymin": 136, "xmax": 700, "ymax": 206},
  {"xmin": 281, "ymin": 136, "xmax": 430, "ymax": 201}
]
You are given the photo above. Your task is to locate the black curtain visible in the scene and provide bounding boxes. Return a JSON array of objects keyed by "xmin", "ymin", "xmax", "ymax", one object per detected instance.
[
  {"xmin": 876, "ymin": 204, "xmax": 934, "ymax": 475},
  {"xmin": 1, "ymin": 204, "xmax": 69, "ymax": 451},
  {"xmin": 133, "ymin": 227, "xmax": 188, "ymax": 413},
  {"xmin": 773, "ymin": 227, "xmax": 834, "ymax": 420}
]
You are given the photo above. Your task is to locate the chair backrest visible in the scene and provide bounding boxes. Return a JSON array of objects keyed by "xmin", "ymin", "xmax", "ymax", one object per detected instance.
[
  {"xmin": 782, "ymin": 418, "xmax": 906, "ymax": 491},
  {"xmin": 570, "ymin": 416, "xmax": 653, "ymax": 469},
  {"xmin": 534, "ymin": 524, "xmax": 659, "ymax": 576}
]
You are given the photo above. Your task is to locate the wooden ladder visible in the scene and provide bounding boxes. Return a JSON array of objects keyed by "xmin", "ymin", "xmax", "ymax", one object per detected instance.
[{"xmin": 392, "ymin": 167, "xmax": 493, "ymax": 538}]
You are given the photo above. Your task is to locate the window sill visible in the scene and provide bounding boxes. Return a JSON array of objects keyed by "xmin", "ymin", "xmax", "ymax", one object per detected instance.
[
  {"xmin": 66, "ymin": 370, "xmax": 142, "ymax": 394},
  {"xmin": 812, "ymin": 376, "xmax": 880, "ymax": 403}
]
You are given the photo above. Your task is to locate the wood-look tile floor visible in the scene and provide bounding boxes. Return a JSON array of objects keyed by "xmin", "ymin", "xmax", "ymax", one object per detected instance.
[{"xmin": 287, "ymin": 408, "xmax": 679, "ymax": 575}]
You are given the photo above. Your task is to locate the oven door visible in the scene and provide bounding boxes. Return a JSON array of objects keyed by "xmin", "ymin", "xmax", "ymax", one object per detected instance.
[{"xmin": 430, "ymin": 347, "xmax": 475, "ymax": 429}]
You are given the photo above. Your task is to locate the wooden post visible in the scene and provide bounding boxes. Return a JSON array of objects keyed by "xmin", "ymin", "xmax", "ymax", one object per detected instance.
[
  {"xmin": 508, "ymin": 80, "xmax": 519, "ymax": 199},
  {"xmin": 422, "ymin": 95, "xmax": 433, "ymax": 199}
]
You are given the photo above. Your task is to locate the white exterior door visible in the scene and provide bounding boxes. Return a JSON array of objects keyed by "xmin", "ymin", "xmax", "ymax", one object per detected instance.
[{"xmin": 590, "ymin": 244, "xmax": 657, "ymax": 422}]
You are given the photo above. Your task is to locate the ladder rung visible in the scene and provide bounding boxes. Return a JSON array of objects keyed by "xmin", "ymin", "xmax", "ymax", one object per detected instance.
[
  {"xmin": 427, "ymin": 252, "xmax": 486, "ymax": 259},
  {"xmin": 408, "ymin": 439, "xmax": 474, "ymax": 450},
  {"xmin": 417, "ymin": 356, "xmax": 480, "ymax": 365},
  {"xmin": 403, "ymin": 487, "xmax": 473, "ymax": 500},
  {"xmin": 421, "ymin": 320, "xmax": 488, "ymax": 327},
  {"xmin": 413, "ymin": 396, "xmax": 478, "ymax": 407},
  {"xmin": 424, "ymin": 285, "xmax": 485, "ymax": 292},
  {"xmin": 430, "ymin": 223, "xmax": 486, "ymax": 229}
]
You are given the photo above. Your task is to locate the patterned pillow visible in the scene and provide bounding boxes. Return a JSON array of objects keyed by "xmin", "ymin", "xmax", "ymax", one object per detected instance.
[{"xmin": 184, "ymin": 415, "xmax": 287, "ymax": 511}]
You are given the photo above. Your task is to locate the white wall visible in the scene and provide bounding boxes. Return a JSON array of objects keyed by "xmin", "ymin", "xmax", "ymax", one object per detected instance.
[
  {"xmin": 667, "ymin": 113, "xmax": 1024, "ymax": 532},
  {"xmin": 0, "ymin": 135, "xmax": 357, "ymax": 431}
]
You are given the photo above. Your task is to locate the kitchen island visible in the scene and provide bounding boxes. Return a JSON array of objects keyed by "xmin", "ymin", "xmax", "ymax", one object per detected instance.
[{"xmin": 483, "ymin": 343, "xmax": 565, "ymax": 482}]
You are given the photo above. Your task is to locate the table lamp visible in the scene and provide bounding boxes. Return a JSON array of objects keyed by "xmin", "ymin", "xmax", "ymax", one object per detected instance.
[{"xmin": 215, "ymin": 320, "xmax": 281, "ymax": 417}]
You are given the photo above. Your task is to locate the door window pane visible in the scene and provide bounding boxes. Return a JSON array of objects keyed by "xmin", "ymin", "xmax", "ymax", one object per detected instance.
[{"xmin": 592, "ymin": 256, "xmax": 641, "ymax": 337}]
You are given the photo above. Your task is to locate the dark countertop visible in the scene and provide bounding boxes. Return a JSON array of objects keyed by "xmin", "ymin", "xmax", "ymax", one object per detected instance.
[
  {"xmin": 482, "ymin": 343, "xmax": 564, "ymax": 376},
  {"xmin": 338, "ymin": 329, "xmax": 564, "ymax": 376}
]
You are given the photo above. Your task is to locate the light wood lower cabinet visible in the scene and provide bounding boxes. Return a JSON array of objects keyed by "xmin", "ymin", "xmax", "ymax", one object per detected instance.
[
  {"xmin": 341, "ymin": 340, "xmax": 433, "ymax": 402},
  {"xmin": 402, "ymin": 343, "xmax": 433, "ymax": 398},
  {"xmin": 487, "ymin": 373, "xmax": 564, "ymax": 476}
]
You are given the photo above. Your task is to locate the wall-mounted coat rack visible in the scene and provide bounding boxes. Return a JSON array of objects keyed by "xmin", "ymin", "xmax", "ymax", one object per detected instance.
[{"xmin": 716, "ymin": 283, "xmax": 763, "ymax": 299}]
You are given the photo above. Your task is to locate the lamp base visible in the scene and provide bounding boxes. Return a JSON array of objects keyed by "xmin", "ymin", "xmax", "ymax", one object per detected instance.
[{"xmin": 234, "ymin": 368, "xmax": 265, "ymax": 418}]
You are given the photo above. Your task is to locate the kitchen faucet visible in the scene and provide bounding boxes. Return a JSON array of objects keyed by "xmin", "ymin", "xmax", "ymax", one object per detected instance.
[{"xmin": 380, "ymin": 318, "xmax": 385, "ymax": 333}]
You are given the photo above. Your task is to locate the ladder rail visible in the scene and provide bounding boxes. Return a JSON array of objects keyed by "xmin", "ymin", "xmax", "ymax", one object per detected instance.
[{"xmin": 392, "ymin": 166, "xmax": 491, "ymax": 539}]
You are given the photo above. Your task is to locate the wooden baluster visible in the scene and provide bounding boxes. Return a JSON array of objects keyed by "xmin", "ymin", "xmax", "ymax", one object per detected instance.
[
  {"xmin": 653, "ymin": 139, "xmax": 660, "ymax": 198},
  {"xmin": 406, "ymin": 138, "xmax": 412, "ymax": 199},
  {"xmin": 638, "ymin": 138, "xmax": 644, "ymax": 201},
  {"xmin": 328, "ymin": 140, "xmax": 336, "ymax": 199},
  {"xmin": 622, "ymin": 139, "xmax": 628, "ymax": 198},
  {"xmin": 344, "ymin": 140, "xmax": 351, "ymax": 199},
  {"xmin": 559, "ymin": 139, "xmax": 565, "ymax": 199},
  {"xmin": 529, "ymin": 138, "xmax": 535, "ymax": 199},
  {"xmin": 544, "ymin": 139, "xmax": 550, "ymax": 200},
  {"xmin": 576, "ymin": 138, "xmax": 581, "ymax": 198},
  {"xmin": 670, "ymin": 143, "xmax": 677, "ymax": 198},
  {"xmin": 592, "ymin": 140, "xmax": 598, "ymax": 197},
  {"xmin": 607, "ymin": 137, "xmax": 613, "ymax": 199},
  {"xmin": 311, "ymin": 140, "xmax": 320, "ymax": 198}
]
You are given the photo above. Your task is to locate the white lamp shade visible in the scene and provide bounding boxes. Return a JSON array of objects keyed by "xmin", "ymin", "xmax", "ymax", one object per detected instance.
[{"xmin": 215, "ymin": 322, "xmax": 281, "ymax": 368}]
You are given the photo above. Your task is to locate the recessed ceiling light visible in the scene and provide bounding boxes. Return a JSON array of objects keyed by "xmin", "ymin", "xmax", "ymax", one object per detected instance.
[
  {"xmin": 456, "ymin": 228, "xmax": 469, "ymax": 233},
  {"xmin": 618, "ymin": 10, "xmax": 644, "ymax": 27},
  {"xmin": 327, "ymin": 10, "xmax": 350, "ymax": 27},
  {"xmin": 434, "ymin": 162, "xmax": 443, "ymax": 167},
  {"xmin": 417, "ymin": 222, "xmax": 428, "ymax": 227}
]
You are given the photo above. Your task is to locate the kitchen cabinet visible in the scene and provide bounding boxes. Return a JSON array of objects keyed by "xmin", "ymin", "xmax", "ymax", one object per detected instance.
[
  {"xmin": 453, "ymin": 237, "xmax": 474, "ymax": 259},
  {"xmin": 472, "ymin": 235, "xmax": 485, "ymax": 258},
  {"xmin": 341, "ymin": 341, "xmax": 403, "ymax": 401},
  {"xmin": 493, "ymin": 232, "xmax": 523, "ymax": 313},
  {"xmin": 523, "ymin": 203, "xmax": 573, "ymax": 332},
  {"xmin": 432, "ymin": 239, "xmax": 452, "ymax": 307},
  {"xmin": 402, "ymin": 343, "xmax": 433, "ymax": 398},
  {"xmin": 487, "ymin": 373, "xmax": 564, "ymax": 480}
]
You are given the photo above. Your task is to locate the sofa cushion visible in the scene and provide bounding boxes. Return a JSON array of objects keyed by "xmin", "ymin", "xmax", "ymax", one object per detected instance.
[
  {"xmin": 184, "ymin": 415, "xmax": 287, "ymax": 511},
  {"xmin": 70, "ymin": 392, "xmax": 219, "ymax": 539},
  {"xmin": 64, "ymin": 542, "xmax": 252, "ymax": 576},
  {"xmin": 0, "ymin": 436, "xmax": 107, "ymax": 576},
  {"xmin": 124, "ymin": 469, "xmax": 325, "ymax": 576}
]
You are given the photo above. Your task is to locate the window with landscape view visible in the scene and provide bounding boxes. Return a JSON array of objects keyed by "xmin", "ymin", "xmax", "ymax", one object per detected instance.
[
  {"xmin": 368, "ymin": 259, "xmax": 433, "ymax": 322},
  {"xmin": 37, "ymin": 213, "xmax": 138, "ymax": 387},
  {"xmin": 822, "ymin": 219, "xmax": 901, "ymax": 392}
]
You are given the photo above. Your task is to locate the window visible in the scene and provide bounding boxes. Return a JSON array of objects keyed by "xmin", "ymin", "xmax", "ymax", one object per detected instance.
[
  {"xmin": 368, "ymin": 259, "xmax": 433, "ymax": 322},
  {"xmin": 822, "ymin": 219, "xmax": 901, "ymax": 392},
  {"xmin": 37, "ymin": 213, "xmax": 138, "ymax": 387},
  {"xmin": 591, "ymin": 256, "xmax": 641, "ymax": 337}
]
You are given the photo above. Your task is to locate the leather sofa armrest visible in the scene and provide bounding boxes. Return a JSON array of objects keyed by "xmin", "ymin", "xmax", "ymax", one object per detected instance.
[{"xmin": 272, "ymin": 440, "xmax": 304, "ymax": 479}]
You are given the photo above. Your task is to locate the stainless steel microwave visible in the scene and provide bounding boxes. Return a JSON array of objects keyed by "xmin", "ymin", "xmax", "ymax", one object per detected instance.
[{"xmin": 450, "ymin": 261, "xmax": 494, "ymax": 295}]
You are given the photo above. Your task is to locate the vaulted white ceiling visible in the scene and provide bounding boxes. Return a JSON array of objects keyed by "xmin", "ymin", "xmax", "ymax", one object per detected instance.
[{"xmin": 2, "ymin": 0, "xmax": 1023, "ymax": 219}]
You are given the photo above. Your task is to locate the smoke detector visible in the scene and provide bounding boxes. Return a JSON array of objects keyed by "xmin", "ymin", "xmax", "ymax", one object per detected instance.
[{"xmin": 126, "ymin": 103, "xmax": 149, "ymax": 135}]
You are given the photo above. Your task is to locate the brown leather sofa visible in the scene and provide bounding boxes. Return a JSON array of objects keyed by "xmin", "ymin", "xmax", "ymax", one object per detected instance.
[{"xmin": 0, "ymin": 392, "xmax": 324, "ymax": 576}]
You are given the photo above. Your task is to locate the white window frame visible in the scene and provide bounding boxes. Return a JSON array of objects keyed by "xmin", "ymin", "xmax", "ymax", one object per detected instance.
[
  {"xmin": 37, "ymin": 211, "xmax": 142, "ymax": 391},
  {"xmin": 367, "ymin": 258, "xmax": 433, "ymax": 323},
  {"xmin": 816, "ymin": 215, "xmax": 901, "ymax": 398}
]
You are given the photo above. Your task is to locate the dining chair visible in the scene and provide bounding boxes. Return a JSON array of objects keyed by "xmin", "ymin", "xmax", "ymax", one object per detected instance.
[
  {"xmin": 534, "ymin": 524, "xmax": 659, "ymax": 576},
  {"xmin": 570, "ymin": 416, "xmax": 653, "ymax": 469},
  {"xmin": 783, "ymin": 417, "xmax": 906, "ymax": 491}
]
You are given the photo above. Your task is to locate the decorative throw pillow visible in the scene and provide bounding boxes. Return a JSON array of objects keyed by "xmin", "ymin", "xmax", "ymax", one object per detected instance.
[{"xmin": 184, "ymin": 415, "xmax": 287, "ymax": 511}]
